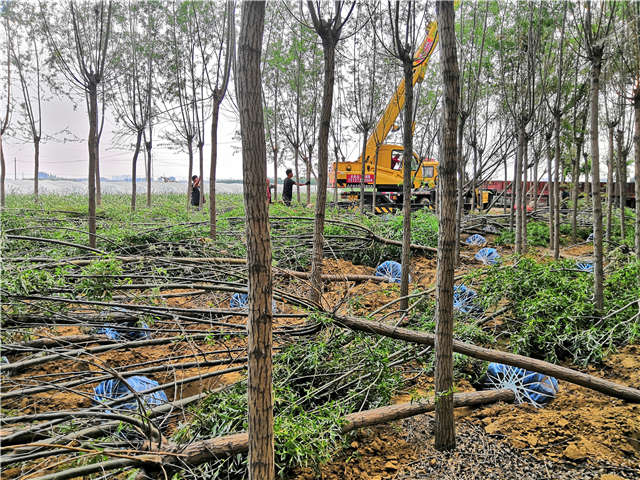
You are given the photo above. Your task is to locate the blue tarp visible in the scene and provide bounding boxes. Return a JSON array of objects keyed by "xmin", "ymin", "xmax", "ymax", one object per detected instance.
[
  {"xmin": 375, "ymin": 260, "xmax": 403, "ymax": 283},
  {"xmin": 482, "ymin": 363, "xmax": 559, "ymax": 407},
  {"xmin": 475, "ymin": 247, "xmax": 500, "ymax": 265},
  {"xmin": 96, "ymin": 322, "xmax": 150, "ymax": 341},
  {"xmin": 576, "ymin": 262, "xmax": 594, "ymax": 273},
  {"xmin": 466, "ymin": 234, "xmax": 487, "ymax": 246},
  {"xmin": 94, "ymin": 376, "xmax": 168, "ymax": 411},
  {"xmin": 587, "ymin": 233, "xmax": 594, "ymax": 242},
  {"xmin": 453, "ymin": 284, "xmax": 483, "ymax": 314}
]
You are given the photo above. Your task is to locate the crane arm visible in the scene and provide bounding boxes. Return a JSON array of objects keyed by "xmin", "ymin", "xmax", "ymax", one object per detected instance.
[{"xmin": 364, "ymin": 20, "xmax": 440, "ymax": 156}]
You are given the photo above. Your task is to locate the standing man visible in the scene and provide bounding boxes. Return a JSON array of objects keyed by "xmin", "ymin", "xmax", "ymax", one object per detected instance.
[{"xmin": 282, "ymin": 168, "xmax": 309, "ymax": 206}]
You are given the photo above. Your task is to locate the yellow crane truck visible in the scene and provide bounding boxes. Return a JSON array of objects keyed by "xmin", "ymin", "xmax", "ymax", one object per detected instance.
[{"xmin": 329, "ymin": 21, "xmax": 440, "ymax": 212}]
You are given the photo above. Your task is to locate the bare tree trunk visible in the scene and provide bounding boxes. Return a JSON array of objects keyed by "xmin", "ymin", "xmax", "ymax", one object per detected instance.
[
  {"xmin": 306, "ymin": 152, "xmax": 311, "ymax": 205},
  {"xmin": 606, "ymin": 125, "xmax": 614, "ymax": 244},
  {"xmin": 359, "ymin": 129, "xmax": 368, "ymax": 212},
  {"xmin": 584, "ymin": 151, "xmax": 591, "ymax": 200},
  {"xmin": 294, "ymin": 148, "xmax": 300, "ymax": 203},
  {"xmin": 210, "ymin": 104, "xmax": 220, "ymax": 239},
  {"xmin": 522, "ymin": 135, "xmax": 528, "ymax": 251},
  {"xmin": 144, "ymin": 123, "xmax": 153, "ymax": 208},
  {"xmin": 187, "ymin": 138, "xmax": 194, "ymax": 212},
  {"xmin": 504, "ymin": 156, "xmax": 508, "ymax": 215},
  {"xmin": 510, "ymin": 155, "xmax": 516, "ymax": 230},
  {"xmin": 553, "ymin": 116, "xmax": 561, "ymax": 258},
  {"xmin": 615, "ymin": 129, "xmax": 626, "ymax": 240},
  {"xmin": 532, "ymin": 148, "xmax": 539, "ymax": 212},
  {"xmin": 34, "ymin": 137, "xmax": 40, "ymax": 201},
  {"xmin": 545, "ymin": 131, "xmax": 555, "ymax": 252},
  {"xmin": 238, "ymin": 3, "xmax": 274, "ymax": 479},
  {"xmin": 131, "ymin": 129, "xmax": 143, "ymax": 212},
  {"xmin": 471, "ymin": 142, "xmax": 477, "ymax": 211},
  {"xmin": 372, "ymin": 144, "xmax": 380, "ymax": 213},
  {"xmin": 88, "ymin": 82, "xmax": 98, "ymax": 249},
  {"xmin": 198, "ymin": 141, "xmax": 205, "ymax": 209},
  {"xmin": 309, "ymin": 38, "xmax": 337, "ymax": 304},
  {"xmin": 145, "ymin": 135, "xmax": 152, "ymax": 208},
  {"xmin": 399, "ymin": 58, "xmax": 414, "ymax": 311},
  {"xmin": 455, "ymin": 116, "xmax": 466, "ymax": 264},
  {"xmin": 0, "ymin": 135, "xmax": 5, "ymax": 207},
  {"xmin": 571, "ymin": 143, "xmax": 580, "ymax": 243},
  {"xmin": 589, "ymin": 52, "xmax": 604, "ymax": 314},
  {"xmin": 634, "ymin": 93, "xmax": 640, "ymax": 260},
  {"xmin": 434, "ymin": 0, "xmax": 458, "ymax": 451},
  {"xmin": 514, "ymin": 124, "xmax": 524, "ymax": 254},
  {"xmin": 272, "ymin": 148, "xmax": 278, "ymax": 201}
]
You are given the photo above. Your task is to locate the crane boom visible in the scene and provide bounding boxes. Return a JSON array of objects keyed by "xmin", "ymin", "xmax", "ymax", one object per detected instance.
[{"xmin": 364, "ymin": 20, "xmax": 440, "ymax": 156}]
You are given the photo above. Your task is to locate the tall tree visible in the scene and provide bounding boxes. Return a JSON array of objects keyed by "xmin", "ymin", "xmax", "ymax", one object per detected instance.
[
  {"xmin": 454, "ymin": 0, "xmax": 487, "ymax": 263},
  {"xmin": 110, "ymin": 0, "xmax": 154, "ymax": 212},
  {"xmin": 575, "ymin": 0, "xmax": 617, "ymax": 313},
  {"xmin": 41, "ymin": 0, "xmax": 114, "ymax": 248},
  {"xmin": 612, "ymin": 0, "xmax": 640, "ymax": 258},
  {"xmin": 542, "ymin": 1, "xmax": 567, "ymax": 260},
  {"xmin": 434, "ymin": 0, "xmax": 459, "ymax": 451},
  {"xmin": 0, "ymin": 9, "xmax": 11, "ymax": 208},
  {"xmin": 237, "ymin": 2, "xmax": 273, "ymax": 478},
  {"xmin": 385, "ymin": 0, "xmax": 421, "ymax": 311},
  {"xmin": 306, "ymin": 1, "xmax": 354, "ymax": 304},
  {"xmin": 8, "ymin": 3, "xmax": 50, "ymax": 202}
]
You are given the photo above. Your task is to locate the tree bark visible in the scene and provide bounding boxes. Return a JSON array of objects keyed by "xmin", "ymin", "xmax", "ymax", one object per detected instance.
[
  {"xmin": 237, "ymin": 2, "xmax": 274, "ymax": 479},
  {"xmin": 455, "ymin": 115, "xmax": 466, "ymax": 264},
  {"xmin": 615, "ymin": 129, "xmax": 626, "ymax": 240},
  {"xmin": 34, "ymin": 137, "xmax": 40, "ymax": 201},
  {"xmin": 589, "ymin": 50, "xmax": 604, "ymax": 314},
  {"xmin": 145, "ymin": 136, "xmax": 152, "ymax": 208},
  {"xmin": 0, "ymin": 134, "xmax": 5, "ymax": 207},
  {"xmin": 434, "ymin": 0, "xmax": 458, "ymax": 451},
  {"xmin": 514, "ymin": 124, "xmax": 524, "ymax": 254},
  {"xmin": 131, "ymin": 130, "xmax": 143, "ymax": 212},
  {"xmin": 88, "ymin": 82, "xmax": 98, "ymax": 249},
  {"xmin": 210, "ymin": 103, "xmax": 220, "ymax": 239},
  {"xmin": 359, "ymin": 128, "xmax": 368, "ymax": 213},
  {"xmin": 606, "ymin": 125, "xmax": 615, "ymax": 244},
  {"xmin": 399, "ymin": 57, "xmax": 413, "ymax": 311},
  {"xmin": 634, "ymin": 93, "xmax": 640, "ymax": 260},
  {"xmin": 186, "ymin": 137, "xmax": 194, "ymax": 211},
  {"xmin": 545, "ymin": 131, "xmax": 554, "ymax": 251},
  {"xmin": 308, "ymin": 22, "xmax": 339, "ymax": 304},
  {"xmin": 553, "ymin": 116, "xmax": 561, "ymax": 258}
]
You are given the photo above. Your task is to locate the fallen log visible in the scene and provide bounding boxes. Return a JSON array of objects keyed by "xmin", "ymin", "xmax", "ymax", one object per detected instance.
[
  {"xmin": 22, "ymin": 389, "xmax": 513, "ymax": 480},
  {"xmin": 169, "ymin": 389, "xmax": 514, "ymax": 466},
  {"xmin": 333, "ymin": 314, "xmax": 640, "ymax": 403}
]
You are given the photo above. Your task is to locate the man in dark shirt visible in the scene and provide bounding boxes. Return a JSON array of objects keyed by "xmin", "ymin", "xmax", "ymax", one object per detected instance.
[{"xmin": 282, "ymin": 168, "xmax": 308, "ymax": 206}]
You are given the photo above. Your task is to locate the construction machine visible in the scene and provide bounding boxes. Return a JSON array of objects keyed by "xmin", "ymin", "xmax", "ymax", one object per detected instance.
[{"xmin": 329, "ymin": 20, "xmax": 441, "ymax": 212}]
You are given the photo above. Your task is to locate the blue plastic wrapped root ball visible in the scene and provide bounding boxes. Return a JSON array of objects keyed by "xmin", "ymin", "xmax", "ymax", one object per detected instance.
[
  {"xmin": 475, "ymin": 247, "xmax": 500, "ymax": 265},
  {"xmin": 375, "ymin": 260, "xmax": 406, "ymax": 284},
  {"xmin": 576, "ymin": 262, "xmax": 594, "ymax": 273},
  {"xmin": 453, "ymin": 284, "xmax": 483, "ymax": 314},
  {"xmin": 230, "ymin": 292, "xmax": 249, "ymax": 309},
  {"xmin": 230, "ymin": 292, "xmax": 277, "ymax": 312},
  {"xmin": 465, "ymin": 234, "xmax": 487, "ymax": 246},
  {"xmin": 93, "ymin": 376, "xmax": 168, "ymax": 411},
  {"xmin": 96, "ymin": 322, "xmax": 150, "ymax": 341},
  {"xmin": 482, "ymin": 363, "xmax": 559, "ymax": 407}
]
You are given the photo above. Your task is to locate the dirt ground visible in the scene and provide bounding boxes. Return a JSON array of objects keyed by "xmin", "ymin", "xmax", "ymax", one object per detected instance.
[
  {"xmin": 290, "ymin": 238, "xmax": 638, "ymax": 480},
  {"xmin": 3, "ymin": 235, "xmax": 638, "ymax": 480}
]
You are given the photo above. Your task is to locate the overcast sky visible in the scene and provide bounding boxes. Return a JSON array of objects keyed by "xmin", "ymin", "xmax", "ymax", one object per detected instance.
[{"xmin": 4, "ymin": 95, "xmax": 245, "ymax": 181}]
